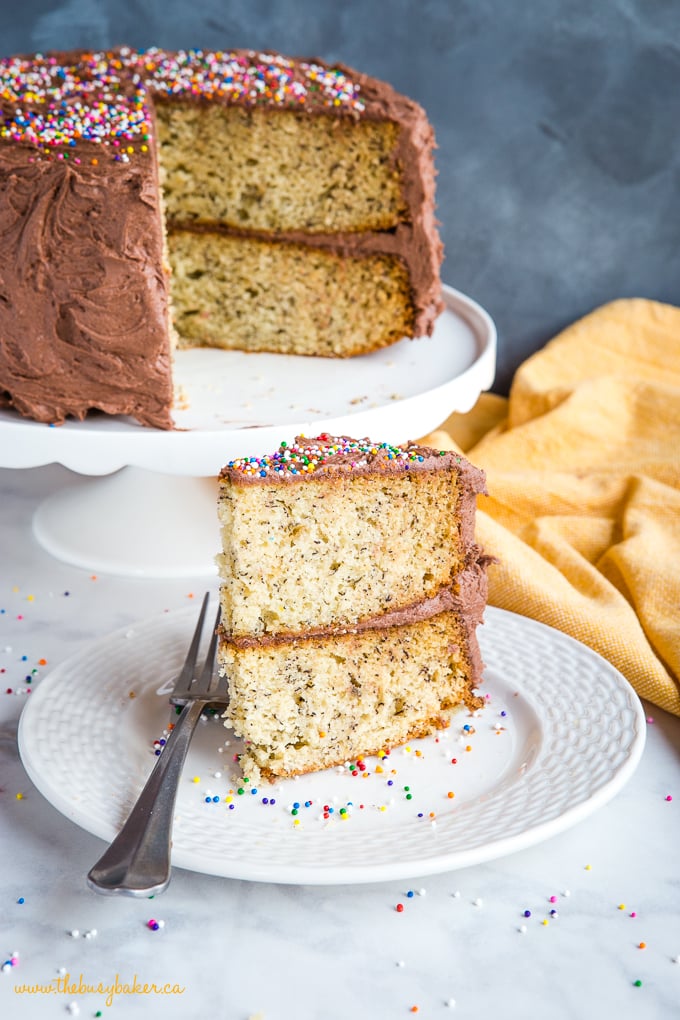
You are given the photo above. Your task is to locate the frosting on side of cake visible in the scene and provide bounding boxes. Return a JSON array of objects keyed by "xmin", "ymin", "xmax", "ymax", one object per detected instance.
[{"xmin": 0, "ymin": 142, "xmax": 173, "ymax": 428}]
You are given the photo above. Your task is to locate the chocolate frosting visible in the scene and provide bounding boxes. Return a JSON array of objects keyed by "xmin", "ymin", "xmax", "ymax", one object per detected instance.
[
  {"xmin": 0, "ymin": 48, "xmax": 443, "ymax": 428},
  {"xmin": 0, "ymin": 144, "xmax": 174, "ymax": 428},
  {"xmin": 220, "ymin": 434, "xmax": 486, "ymax": 491}
]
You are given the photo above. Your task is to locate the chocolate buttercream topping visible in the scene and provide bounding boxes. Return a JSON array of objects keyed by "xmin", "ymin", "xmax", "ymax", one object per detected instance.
[
  {"xmin": 0, "ymin": 48, "xmax": 368, "ymax": 153},
  {"xmin": 220, "ymin": 434, "xmax": 487, "ymax": 492},
  {"xmin": 0, "ymin": 47, "xmax": 430, "ymax": 147},
  {"xmin": 0, "ymin": 145, "xmax": 173, "ymax": 428}
]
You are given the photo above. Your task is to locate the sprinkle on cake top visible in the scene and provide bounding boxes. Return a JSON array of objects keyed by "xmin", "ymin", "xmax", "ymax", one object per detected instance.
[
  {"xmin": 221, "ymin": 434, "xmax": 457, "ymax": 482},
  {"xmin": 0, "ymin": 47, "xmax": 365, "ymax": 156}
]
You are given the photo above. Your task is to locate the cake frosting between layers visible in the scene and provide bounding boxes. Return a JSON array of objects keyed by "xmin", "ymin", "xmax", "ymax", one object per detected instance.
[{"xmin": 0, "ymin": 48, "xmax": 444, "ymax": 427}]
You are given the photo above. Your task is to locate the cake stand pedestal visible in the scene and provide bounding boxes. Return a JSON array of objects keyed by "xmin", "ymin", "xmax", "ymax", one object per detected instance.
[
  {"xmin": 32, "ymin": 468, "xmax": 220, "ymax": 578},
  {"xmin": 0, "ymin": 285, "xmax": 496, "ymax": 578}
]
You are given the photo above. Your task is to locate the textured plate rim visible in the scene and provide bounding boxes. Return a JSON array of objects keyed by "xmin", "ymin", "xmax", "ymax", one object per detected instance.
[{"xmin": 17, "ymin": 606, "xmax": 646, "ymax": 885}]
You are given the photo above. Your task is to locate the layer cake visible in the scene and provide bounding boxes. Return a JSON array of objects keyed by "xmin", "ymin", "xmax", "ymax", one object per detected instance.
[
  {"xmin": 216, "ymin": 434, "xmax": 488, "ymax": 782},
  {"xmin": 0, "ymin": 47, "xmax": 443, "ymax": 428}
]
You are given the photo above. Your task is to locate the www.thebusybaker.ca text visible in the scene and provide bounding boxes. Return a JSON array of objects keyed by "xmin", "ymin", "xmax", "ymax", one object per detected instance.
[{"xmin": 14, "ymin": 973, "xmax": 186, "ymax": 1008}]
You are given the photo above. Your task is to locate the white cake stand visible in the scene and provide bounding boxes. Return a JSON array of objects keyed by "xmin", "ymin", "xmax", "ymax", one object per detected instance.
[{"xmin": 1, "ymin": 285, "xmax": 496, "ymax": 577}]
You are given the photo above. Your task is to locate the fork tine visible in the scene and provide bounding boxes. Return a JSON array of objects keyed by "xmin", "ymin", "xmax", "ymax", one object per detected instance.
[
  {"xmin": 193, "ymin": 606, "xmax": 221, "ymax": 697},
  {"xmin": 170, "ymin": 592, "xmax": 210, "ymax": 699}
]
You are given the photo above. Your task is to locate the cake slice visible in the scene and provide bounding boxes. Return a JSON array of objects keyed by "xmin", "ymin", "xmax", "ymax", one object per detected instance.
[{"xmin": 217, "ymin": 434, "xmax": 488, "ymax": 781}]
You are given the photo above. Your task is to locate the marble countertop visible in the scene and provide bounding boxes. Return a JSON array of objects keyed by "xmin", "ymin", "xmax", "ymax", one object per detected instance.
[{"xmin": 1, "ymin": 464, "xmax": 678, "ymax": 1020}]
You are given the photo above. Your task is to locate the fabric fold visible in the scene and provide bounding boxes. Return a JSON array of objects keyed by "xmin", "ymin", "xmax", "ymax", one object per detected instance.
[{"xmin": 421, "ymin": 297, "xmax": 680, "ymax": 716}]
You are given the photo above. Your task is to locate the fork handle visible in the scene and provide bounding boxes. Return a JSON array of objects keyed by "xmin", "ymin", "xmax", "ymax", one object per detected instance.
[{"xmin": 87, "ymin": 699, "xmax": 206, "ymax": 896}]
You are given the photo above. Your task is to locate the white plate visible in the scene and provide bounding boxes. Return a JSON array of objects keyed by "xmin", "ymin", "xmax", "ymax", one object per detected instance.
[
  {"xmin": 17, "ymin": 606, "xmax": 645, "ymax": 885},
  {"xmin": 0, "ymin": 285, "xmax": 495, "ymax": 477}
]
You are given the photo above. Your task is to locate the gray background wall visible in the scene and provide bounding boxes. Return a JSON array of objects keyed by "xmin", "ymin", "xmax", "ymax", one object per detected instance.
[{"xmin": 3, "ymin": 0, "xmax": 678, "ymax": 393}]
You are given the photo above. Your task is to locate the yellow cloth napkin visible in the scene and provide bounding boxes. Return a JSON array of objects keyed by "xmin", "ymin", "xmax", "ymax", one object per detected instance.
[{"xmin": 421, "ymin": 298, "xmax": 680, "ymax": 716}]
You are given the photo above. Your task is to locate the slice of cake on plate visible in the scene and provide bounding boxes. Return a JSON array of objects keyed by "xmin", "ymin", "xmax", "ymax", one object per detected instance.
[{"xmin": 216, "ymin": 434, "xmax": 489, "ymax": 782}]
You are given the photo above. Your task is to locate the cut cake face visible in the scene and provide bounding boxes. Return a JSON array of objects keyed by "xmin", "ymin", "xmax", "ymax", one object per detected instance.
[{"xmin": 217, "ymin": 435, "xmax": 489, "ymax": 782}]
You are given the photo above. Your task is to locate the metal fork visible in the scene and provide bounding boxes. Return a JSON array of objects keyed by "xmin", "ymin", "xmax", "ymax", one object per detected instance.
[{"xmin": 87, "ymin": 593, "xmax": 228, "ymax": 897}]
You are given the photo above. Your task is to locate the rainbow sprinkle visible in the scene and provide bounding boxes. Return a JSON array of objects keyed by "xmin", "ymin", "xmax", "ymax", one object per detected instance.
[
  {"xmin": 223, "ymin": 434, "xmax": 441, "ymax": 480},
  {"xmin": 0, "ymin": 47, "xmax": 365, "ymax": 155}
]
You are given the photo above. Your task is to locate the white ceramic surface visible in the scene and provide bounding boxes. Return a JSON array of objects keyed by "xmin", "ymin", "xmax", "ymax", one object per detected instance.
[
  {"xmin": 0, "ymin": 285, "xmax": 496, "ymax": 477},
  {"xmin": 18, "ymin": 606, "xmax": 645, "ymax": 885}
]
